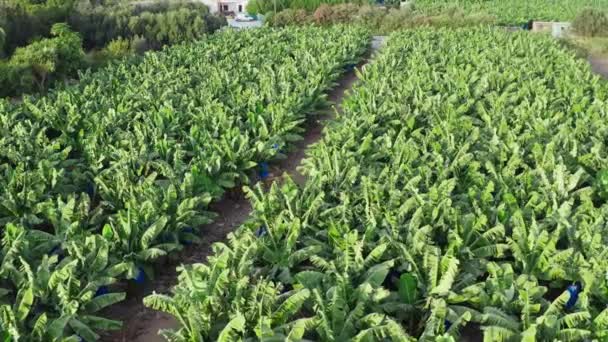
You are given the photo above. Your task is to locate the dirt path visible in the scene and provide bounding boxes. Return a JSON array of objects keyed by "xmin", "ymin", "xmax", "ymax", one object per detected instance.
[
  {"xmin": 589, "ymin": 55, "xmax": 608, "ymax": 78},
  {"xmin": 99, "ymin": 36, "xmax": 386, "ymax": 342}
]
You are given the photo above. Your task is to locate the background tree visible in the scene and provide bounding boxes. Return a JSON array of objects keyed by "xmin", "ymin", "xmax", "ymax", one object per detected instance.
[
  {"xmin": 0, "ymin": 27, "xmax": 5, "ymax": 58},
  {"xmin": 9, "ymin": 22, "xmax": 84, "ymax": 91}
]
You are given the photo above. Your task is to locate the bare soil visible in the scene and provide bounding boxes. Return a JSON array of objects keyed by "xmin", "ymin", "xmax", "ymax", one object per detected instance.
[
  {"xmin": 460, "ymin": 324, "xmax": 483, "ymax": 342},
  {"xmin": 99, "ymin": 36, "xmax": 386, "ymax": 342},
  {"xmin": 589, "ymin": 55, "xmax": 608, "ymax": 78}
]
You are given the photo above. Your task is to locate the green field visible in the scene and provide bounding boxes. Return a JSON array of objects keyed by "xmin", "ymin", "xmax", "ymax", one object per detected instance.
[
  {"xmin": 2, "ymin": 0, "xmax": 608, "ymax": 340},
  {"xmin": 414, "ymin": 0, "xmax": 608, "ymax": 24},
  {"xmin": 146, "ymin": 28, "xmax": 608, "ymax": 341},
  {"xmin": 0, "ymin": 26, "xmax": 369, "ymax": 341}
]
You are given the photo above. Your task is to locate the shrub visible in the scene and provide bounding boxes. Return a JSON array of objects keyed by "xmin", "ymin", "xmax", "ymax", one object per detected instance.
[
  {"xmin": 254, "ymin": 0, "xmax": 278, "ymax": 15},
  {"xmin": 271, "ymin": 3, "xmax": 367, "ymax": 27},
  {"xmin": 354, "ymin": 4, "xmax": 495, "ymax": 32},
  {"xmin": 206, "ymin": 13, "xmax": 228, "ymax": 32},
  {"xmin": 329, "ymin": 3, "xmax": 360, "ymax": 23},
  {"xmin": 10, "ymin": 39, "xmax": 62, "ymax": 87},
  {"xmin": 105, "ymin": 37, "xmax": 133, "ymax": 58},
  {"xmin": 572, "ymin": 8, "xmax": 608, "ymax": 37},
  {"xmin": 49, "ymin": 23, "xmax": 85, "ymax": 75},
  {"xmin": 263, "ymin": 11, "xmax": 276, "ymax": 25},
  {"xmin": 413, "ymin": 8, "xmax": 495, "ymax": 28},
  {"xmin": 383, "ymin": 0, "xmax": 402, "ymax": 7},
  {"xmin": 0, "ymin": 1, "xmax": 223, "ymax": 54},
  {"xmin": 447, "ymin": 11, "xmax": 496, "ymax": 27},
  {"xmin": 0, "ymin": 61, "xmax": 35, "ymax": 98},
  {"xmin": 246, "ymin": 0, "xmax": 264, "ymax": 15},
  {"xmin": 68, "ymin": 1, "xmax": 225, "ymax": 50},
  {"xmin": 87, "ymin": 38, "xmax": 132, "ymax": 68},
  {"xmin": 130, "ymin": 35, "xmax": 150, "ymax": 54},
  {"xmin": 379, "ymin": 8, "xmax": 415, "ymax": 32},
  {"xmin": 270, "ymin": 9, "xmax": 311, "ymax": 27},
  {"xmin": 291, "ymin": 9, "xmax": 311, "ymax": 25},
  {"xmin": 313, "ymin": 4, "xmax": 333, "ymax": 24},
  {"xmin": 354, "ymin": 5, "xmax": 386, "ymax": 30},
  {"xmin": 0, "ymin": 0, "xmax": 76, "ymax": 54},
  {"xmin": 248, "ymin": 0, "xmax": 372, "ymax": 15},
  {"xmin": 270, "ymin": 2, "xmax": 495, "ymax": 31}
]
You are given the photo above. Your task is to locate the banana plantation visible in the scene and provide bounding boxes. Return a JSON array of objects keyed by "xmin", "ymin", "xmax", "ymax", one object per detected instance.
[
  {"xmin": 143, "ymin": 28, "xmax": 608, "ymax": 341},
  {"xmin": 2, "ymin": 4, "xmax": 608, "ymax": 342},
  {"xmin": 0, "ymin": 26, "xmax": 369, "ymax": 341},
  {"xmin": 414, "ymin": 0, "xmax": 608, "ymax": 25}
]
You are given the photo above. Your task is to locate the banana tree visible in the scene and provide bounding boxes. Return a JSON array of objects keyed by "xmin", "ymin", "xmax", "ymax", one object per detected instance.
[{"xmin": 103, "ymin": 207, "xmax": 180, "ymax": 282}]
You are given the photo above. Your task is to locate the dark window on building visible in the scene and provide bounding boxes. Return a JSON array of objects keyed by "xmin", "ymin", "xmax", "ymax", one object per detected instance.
[
  {"xmin": 238, "ymin": 5, "xmax": 242, "ymax": 12},
  {"xmin": 223, "ymin": 4, "xmax": 229, "ymax": 11}
]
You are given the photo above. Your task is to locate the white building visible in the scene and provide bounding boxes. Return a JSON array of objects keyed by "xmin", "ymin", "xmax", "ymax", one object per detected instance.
[{"xmin": 197, "ymin": 0, "xmax": 249, "ymax": 14}]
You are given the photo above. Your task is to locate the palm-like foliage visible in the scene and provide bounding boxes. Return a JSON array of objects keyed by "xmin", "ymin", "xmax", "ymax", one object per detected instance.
[
  {"xmin": 0, "ymin": 26, "xmax": 370, "ymax": 340},
  {"xmin": 414, "ymin": 0, "xmax": 608, "ymax": 25},
  {"xmin": 146, "ymin": 27, "xmax": 608, "ymax": 341},
  {"xmin": 1, "ymin": 230, "xmax": 126, "ymax": 342}
]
